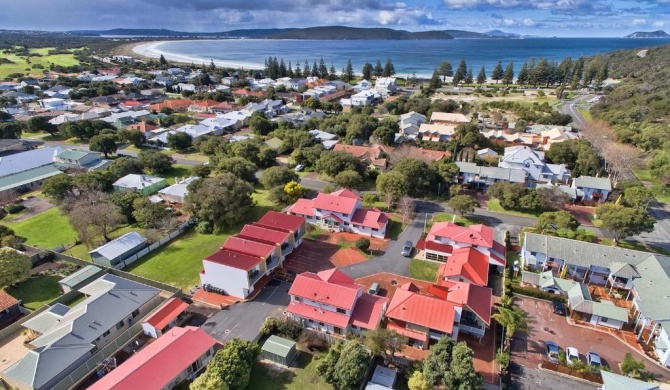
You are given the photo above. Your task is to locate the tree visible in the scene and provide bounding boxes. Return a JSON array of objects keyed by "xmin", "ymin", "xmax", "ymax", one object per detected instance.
[
  {"xmin": 0, "ymin": 122, "xmax": 23, "ymax": 139},
  {"xmin": 138, "ymin": 150, "xmax": 174, "ymax": 174},
  {"xmin": 448, "ymin": 195, "xmax": 478, "ymax": 216},
  {"xmin": 447, "ymin": 341, "xmax": 483, "ymax": 389},
  {"xmin": 373, "ymin": 126, "xmax": 395, "ymax": 146},
  {"xmin": 361, "ymin": 62, "xmax": 372, "ymax": 80},
  {"xmin": 364, "ymin": 328, "xmax": 408, "ymax": 365},
  {"xmin": 620, "ymin": 353, "xmax": 650, "ymax": 380},
  {"xmin": 398, "ymin": 196, "xmax": 415, "ymax": 223},
  {"xmin": 190, "ymin": 370, "xmax": 228, "ymax": 390},
  {"xmin": 205, "ymin": 339, "xmax": 259, "ymax": 390},
  {"xmin": 452, "ymin": 58, "xmax": 467, "ymax": 85},
  {"xmin": 536, "ymin": 186, "xmax": 570, "ymax": 210},
  {"xmin": 373, "ymin": 60, "xmax": 383, "ymax": 78},
  {"xmin": 333, "ymin": 170, "xmax": 364, "ymax": 190},
  {"xmin": 259, "ymin": 166, "xmax": 299, "ymax": 189},
  {"xmin": 392, "ymin": 158, "xmax": 438, "ymax": 197},
  {"xmin": 132, "ymin": 198, "xmax": 170, "ymax": 229},
  {"xmin": 109, "ymin": 190, "xmax": 142, "ymax": 223},
  {"xmin": 356, "ymin": 238, "xmax": 371, "ymax": 252},
  {"xmin": 117, "ymin": 129, "xmax": 146, "ymax": 149},
  {"xmin": 191, "ymin": 164, "xmax": 212, "ymax": 178},
  {"xmin": 408, "ymin": 371, "xmax": 430, "ymax": 390},
  {"xmin": 382, "ymin": 58, "xmax": 395, "ymax": 77},
  {"xmin": 423, "ymin": 337, "xmax": 455, "ymax": 385},
  {"xmin": 476, "ymin": 66, "xmax": 487, "ymax": 85},
  {"xmin": 317, "ymin": 341, "xmax": 343, "ymax": 384},
  {"xmin": 26, "ymin": 115, "xmax": 57, "ymax": 135},
  {"xmin": 535, "ymin": 211, "xmax": 579, "ymax": 233},
  {"xmin": 283, "ymin": 180, "xmax": 304, "ymax": 203},
  {"xmin": 167, "ymin": 132, "xmax": 192, "ymax": 152},
  {"xmin": 343, "ymin": 58, "xmax": 354, "ymax": 83},
  {"xmin": 0, "ymin": 248, "xmax": 31, "ymax": 289},
  {"xmin": 185, "ymin": 174, "xmax": 254, "ymax": 233},
  {"xmin": 503, "ymin": 61, "xmax": 514, "ymax": 85},
  {"xmin": 217, "ymin": 157, "xmax": 258, "ymax": 183},
  {"xmin": 428, "ymin": 68, "xmax": 442, "ymax": 91},
  {"xmin": 464, "ymin": 68, "xmax": 474, "ymax": 85},
  {"xmin": 89, "ymin": 134, "xmax": 117, "ymax": 158},
  {"xmin": 316, "ymin": 151, "xmax": 365, "ymax": 177},
  {"xmin": 362, "ymin": 193, "xmax": 378, "ymax": 208},
  {"xmin": 492, "ymin": 306, "xmax": 528, "ymax": 351},
  {"xmin": 438, "ymin": 61, "xmax": 453, "ymax": 81},
  {"xmin": 61, "ymin": 191, "xmax": 126, "ymax": 246},
  {"xmin": 376, "ymin": 171, "xmax": 409, "ymax": 207},
  {"xmin": 107, "ymin": 157, "xmax": 144, "ymax": 179},
  {"xmin": 333, "ymin": 341, "xmax": 370, "ymax": 390},
  {"xmin": 41, "ymin": 174, "xmax": 74, "ymax": 201},
  {"xmin": 249, "ymin": 111, "xmax": 275, "ymax": 136},
  {"xmin": 623, "ymin": 186, "xmax": 654, "ymax": 209},
  {"xmin": 596, "ymin": 204, "xmax": 655, "ymax": 244},
  {"xmin": 491, "ymin": 61, "xmax": 504, "ymax": 84}
]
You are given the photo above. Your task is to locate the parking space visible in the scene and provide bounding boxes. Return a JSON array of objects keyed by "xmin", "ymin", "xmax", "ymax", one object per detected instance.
[
  {"xmin": 283, "ymin": 240, "xmax": 368, "ymax": 274},
  {"xmin": 201, "ymin": 280, "xmax": 291, "ymax": 343},
  {"xmin": 512, "ymin": 296, "xmax": 670, "ymax": 383}
]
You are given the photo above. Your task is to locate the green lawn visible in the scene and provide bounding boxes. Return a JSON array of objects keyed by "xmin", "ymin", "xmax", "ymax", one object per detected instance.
[
  {"xmin": 577, "ymin": 108, "xmax": 593, "ymax": 121},
  {"xmin": 2, "ymin": 208, "xmax": 77, "ymax": 249},
  {"xmin": 598, "ymin": 238, "xmax": 651, "ymax": 252},
  {"xmin": 632, "ymin": 168, "xmax": 670, "ymax": 204},
  {"xmin": 387, "ymin": 217, "xmax": 407, "ymax": 240},
  {"xmin": 246, "ymin": 350, "xmax": 334, "ymax": 390},
  {"xmin": 409, "ymin": 259, "xmax": 440, "ymax": 282},
  {"xmin": 487, "ymin": 199, "xmax": 540, "ymax": 219},
  {"xmin": 0, "ymin": 47, "xmax": 81, "ymax": 78},
  {"xmin": 7, "ymin": 275, "xmax": 62, "ymax": 310},
  {"xmin": 65, "ymin": 224, "xmax": 147, "ymax": 260},
  {"xmin": 162, "ymin": 164, "xmax": 192, "ymax": 184},
  {"xmin": 426, "ymin": 212, "xmax": 485, "ymax": 229}
]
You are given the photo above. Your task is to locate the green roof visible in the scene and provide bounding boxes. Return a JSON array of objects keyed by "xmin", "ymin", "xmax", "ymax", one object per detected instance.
[
  {"xmin": 601, "ymin": 371, "xmax": 659, "ymax": 390},
  {"xmin": 58, "ymin": 265, "xmax": 103, "ymax": 288},
  {"xmin": 0, "ymin": 165, "xmax": 63, "ymax": 192},
  {"xmin": 591, "ymin": 300, "xmax": 629, "ymax": 323},
  {"xmin": 56, "ymin": 149, "xmax": 93, "ymax": 161},
  {"xmin": 261, "ymin": 335, "xmax": 296, "ymax": 358}
]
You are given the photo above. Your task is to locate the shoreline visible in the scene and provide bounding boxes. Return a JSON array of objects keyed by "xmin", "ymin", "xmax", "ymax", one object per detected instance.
[{"xmin": 130, "ymin": 40, "xmax": 265, "ymax": 70}]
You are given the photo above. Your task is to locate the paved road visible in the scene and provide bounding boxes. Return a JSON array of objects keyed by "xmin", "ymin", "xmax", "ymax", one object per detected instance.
[{"xmin": 201, "ymin": 280, "xmax": 291, "ymax": 343}]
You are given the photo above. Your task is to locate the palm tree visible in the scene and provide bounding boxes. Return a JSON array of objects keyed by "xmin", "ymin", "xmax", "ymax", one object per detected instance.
[{"xmin": 492, "ymin": 306, "xmax": 528, "ymax": 351}]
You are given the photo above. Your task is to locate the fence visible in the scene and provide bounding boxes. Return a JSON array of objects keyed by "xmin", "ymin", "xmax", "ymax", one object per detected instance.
[{"xmin": 116, "ymin": 221, "xmax": 191, "ymax": 269}]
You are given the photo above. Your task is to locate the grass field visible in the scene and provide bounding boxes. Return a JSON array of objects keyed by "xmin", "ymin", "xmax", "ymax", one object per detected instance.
[
  {"xmin": 2, "ymin": 208, "xmax": 77, "ymax": 249},
  {"xmin": 409, "ymin": 259, "xmax": 440, "ymax": 282},
  {"xmin": 0, "ymin": 47, "xmax": 81, "ymax": 78},
  {"xmin": 426, "ymin": 212, "xmax": 485, "ymax": 229},
  {"xmin": 387, "ymin": 216, "xmax": 407, "ymax": 240},
  {"xmin": 162, "ymin": 164, "xmax": 192, "ymax": 184},
  {"xmin": 487, "ymin": 199, "xmax": 541, "ymax": 219},
  {"xmin": 632, "ymin": 168, "xmax": 670, "ymax": 204},
  {"xmin": 577, "ymin": 108, "xmax": 593, "ymax": 121},
  {"xmin": 247, "ymin": 350, "xmax": 334, "ymax": 390},
  {"xmin": 7, "ymin": 275, "xmax": 62, "ymax": 310},
  {"xmin": 65, "ymin": 224, "xmax": 148, "ymax": 260}
]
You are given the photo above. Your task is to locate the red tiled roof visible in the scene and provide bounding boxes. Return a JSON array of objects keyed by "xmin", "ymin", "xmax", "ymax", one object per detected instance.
[
  {"xmin": 125, "ymin": 122, "xmax": 159, "ymax": 133},
  {"xmin": 287, "ymin": 301, "xmax": 350, "ymax": 328},
  {"xmin": 0, "ymin": 290, "xmax": 19, "ymax": 312},
  {"xmin": 88, "ymin": 327, "xmax": 218, "ymax": 390},
  {"xmin": 196, "ymin": 99, "xmax": 219, "ymax": 107},
  {"xmin": 330, "ymin": 188, "xmax": 361, "ymax": 200},
  {"xmin": 288, "ymin": 198, "xmax": 316, "ymax": 217},
  {"xmin": 350, "ymin": 293, "xmax": 387, "ymax": 330},
  {"xmin": 288, "ymin": 271, "xmax": 361, "ymax": 310},
  {"xmin": 143, "ymin": 298, "xmax": 189, "ymax": 330},
  {"xmin": 438, "ymin": 281, "xmax": 492, "ymax": 326},
  {"xmin": 223, "ymin": 236, "xmax": 275, "ymax": 259},
  {"xmin": 386, "ymin": 286, "xmax": 455, "ymax": 334},
  {"xmin": 416, "ymin": 239, "xmax": 453, "ymax": 254},
  {"xmin": 313, "ymin": 193, "xmax": 358, "ymax": 215},
  {"xmin": 256, "ymin": 210, "xmax": 305, "ymax": 232},
  {"xmin": 205, "ymin": 249, "xmax": 262, "ymax": 271},
  {"xmin": 317, "ymin": 268, "xmax": 356, "ymax": 285},
  {"xmin": 428, "ymin": 222, "xmax": 494, "ymax": 248},
  {"xmin": 149, "ymin": 99, "xmax": 194, "ymax": 111},
  {"xmin": 438, "ymin": 247, "xmax": 489, "ymax": 286},
  {"xmin": 238, "ymin": 224, "xmax": 290, "ymax": 245},
  {"xmin": 351, "ymin": 208, "xmax": 389, "ymax": 230}
]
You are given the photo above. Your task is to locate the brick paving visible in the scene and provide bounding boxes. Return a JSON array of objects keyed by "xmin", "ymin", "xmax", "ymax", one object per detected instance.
[
  {"xmin": 283, "ymin": 238, "xmax": 372, "ymax": 274},
  {"xmin": 191, "ymin": 289, "xmax": 241, "ymax": 308},
  {"xmin": 563, "ymin": 204, "xmax": 596, "ymax": 226}
]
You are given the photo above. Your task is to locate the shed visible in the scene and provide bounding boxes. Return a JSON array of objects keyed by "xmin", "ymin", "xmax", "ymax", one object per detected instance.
[
  {"xmin": 365, "ymin": 365, "xmax": 398, "ymax": 390},
  {"xmin": 58, "ymin": 265, "xmax": 103, "ymax": 293},
  {"xmin": 89, "ymin": 231, "xmax": 148, "ymax": 268},
  {"xmin": 142, "ymin": 297, "xmax": 190, "ymax": 338},
  {"xmin": 260, "ymin": 335, "xmax": 297, "ymax": 367}
]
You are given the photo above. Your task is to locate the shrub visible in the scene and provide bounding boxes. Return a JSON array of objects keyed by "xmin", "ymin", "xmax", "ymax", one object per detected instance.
[
  {"xmin": 299, "ymin": 331, "xmax": 328, "ymax": 351},
  {"xmin": 510, "ymin": 285, "xmax": 567, "ymax": 303},
  {"xmin": 259, "ymin": 317, "xmax": 303, "ymax": 339},
  {"xmin": 355, "ymin": 238, "xmax": 370, "ymax": 251},
  {"xmin": 5, "ymin": 204, "xmax": 25, "ymax": 214},
  {"xmin": 195, "ymin": 221, "xmax": 213, "ymax": 234}
]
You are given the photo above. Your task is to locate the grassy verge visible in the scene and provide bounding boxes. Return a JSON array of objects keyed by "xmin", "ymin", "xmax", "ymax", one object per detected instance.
[
  {"xmin": 487, "ymin": 199, "xmax": 540, "ymax": 218},
  {"xmin": 632, "ymin": 168, "xmax": 670, "ymax": 204},
  {"xmin": 162, "ymin": 164, "xmax": 192, "ymax": 184},
  {"xmin": 247, "ymin": 349, "xmax": 334, "ymax": 390},
  {"xmin": 7, "ymin": 275, "xmax": 62, "ymax": 310},
  {"xmin": 577, "ymin": 108, "xmax": 593, "ymax": 121},
  {"xmin": 2, "ymin": 208, "xmax": 77, "ymax": 249},
  {"xmin": 409, "ymin": 259, "xmax": 440, "ymax": 282},
  {"xmin": 426, "ymin": 212, "xmax": 486, "ymax": 229},
  {"xmin": 387, "ymin": 216, "xmax": 407, "ymax": 240},
  {"xmin": 598, "ymin": 238, "xmax": 651, "ymax": 252}
]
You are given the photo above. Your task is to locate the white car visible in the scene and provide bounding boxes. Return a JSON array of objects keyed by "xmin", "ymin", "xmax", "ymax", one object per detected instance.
[
  {"xmin": 294, "ymin": 164, "xmax": 305, "ymax": 172},
  {"xmin": 566, "ymin": 347, "xmax": 580, "ymax": 365}
]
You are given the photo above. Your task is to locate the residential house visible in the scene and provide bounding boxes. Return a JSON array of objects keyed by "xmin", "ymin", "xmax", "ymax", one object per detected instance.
[
  {"xmin": 521, "ymin": 271, "xmax": 629, "ymax": 329},
  {"xmin": 454, "ymin": 162, "xmax": 527, "ymax": 189},
  {"xmin": 125, "ymin": 121, "xmax": 161, "ymax": 137},
  {"xmin": 113, "ymin": 174, "xmax": 168, "ymax": 195},
  {"xmin": 476, "ymin": 148, "xmax": 499, "ymax": 161},
  {"xmin": 38, "ymin": 98, "xmax": 70, "ymax": 110},
  {"xmin": 89, "ymin": 231, "xmax": 148, "ymax": 268},
  {"xmin": 430, "ymin": 112, "xmax": 471, "ymax": 125},
  {"xmin": 341, "ymin": 91, "xmax": 379, "ymax": 107},
  {"xmin": 0, "ymin": 139, "xmax": 37, "ymax": 154},
  {"xmin": 1, "ymin": 275, "xmax": 161, "ymax": 390},
  {"xmin": 498, "ymin": 146, "xmax": 570, "ymax": 183},
  {"xmin": 399, "ymin": 111, "xmax": 426, "ymax": 135},
  {"xmin": 374, "ymin": 77, "xmax": 397, "ymax": 97},
  {"xmin": 174, "ymin": 124, "xmax": 218, "ymax": 139},
  {"xmin": 521, "ymin": 232, "xmax": 670, "ymax": 365},
  {"xmin": 200, "ymin": 211, "xmax": 306, "ymax": 299},
  {"xmin": 199, "ymin": 115, "xmax": 237, "ymax": 133},
  {"xmin": 571, "ymin": 176, "xmax": 612, "ymax": 202},
  {"xmin": 141, "ymin": 298, "xmax": 190, "ymax": 338},
  {"xmin": 438, "ymin": 247, "xmax": 490, "ymax": 286},
  {"xmin": 600, "ymin": 371, "xmax": 660, "ymax": 390},
  {"xmin": 188, "ymin": 99, "xmax": 220, "ymax": 113},
  {"xmin": 90, "ymin": 95, "xmax": 122, "ymax": 108},
  {"xmin": 288, "ymin": 189, "xmax": 390, "ymax": 239},
  {"xmin": 48, "ymin": 112, "xmax": 101, "ymax": 125},
  {"xmin": 366, "ymin": 365, "xmax": 398, "ymax": 390},
  {"xmin": 89, "ymin": 327, "xmax": 218, "ymax": 390},
  {"xmin": 309, "ymin": 129, "xmax": 339, "ymax": 149},
  {"xmin": 54, "ymin": 149, "xmax": 111, "ymax": 171},
  {"xmin": 148, "ymin": 99, "xmax": 194, "ymax": 113},
  {"xmin": 656, "ymin": 323, "xmax": 670, "ymax": 367},
  {"xmin": 158, "ymin": 176, "xmax": 198, "ymax": 204},
  {"xmin": 333, "ymin": 144, "xmax": 390, "ymax": 170},
  {"xmin": 0, "ymin": 290, "xmax": 22, "ymax": 328},
  {"xmin": 0, "ymin": 146, "xmax": 64, "ymax": 195},
  {"xmin": 287, "ymin": 269, "xmax": 388, "ymax": 336},
  {"xmin": 418, "ymin": 221, "xmax": 506, "ymax": 267},
  {"xmin": 417, "ymin": 123, "xmax": 457, "ymax": 142},
  {"xmin": 353, "ymin": 79, "xmax": 372, "ymax": 92},
  {"xmin": 210, "ymin": 101, "xmax": 238, "ymax": 114}
]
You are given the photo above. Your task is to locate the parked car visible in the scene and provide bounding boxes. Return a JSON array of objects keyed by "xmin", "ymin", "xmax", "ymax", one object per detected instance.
[
  {"xmin": 294, "ymin": 164, "xmax": 305, "ymax": 172},
  {"xmin": 586, "ymin": 351, "xmax": 601, "ymax": 366},
  {"xmin": 400, "ymin": 240, "xmax": 413, "ymax": 257},
  {"xmin": 566, "ymin": 347, "xmax": 580, "ymax": 365},
  {"xmin": 552, "ymin": 301, "xmax": 566, "ymax": 316},
  {"xmin": 545, "ymin": 341, "xmax": 560, "ymax": 363},
  {"xmin": 368, "ymin": 282, "xmax": 380, "ymax": 295},
  {"xmin": 274, "ymin": 269, "xmax": 296, "ymax": 282}
]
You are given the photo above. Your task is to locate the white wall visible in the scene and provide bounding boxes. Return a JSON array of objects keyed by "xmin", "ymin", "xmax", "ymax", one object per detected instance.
[
  {"xmin": 200, "ymin": 261, "xmax": 250, "ymax": 298},
  {"xmin": 656, "ymin": 328, "xmax": 670, "ymax": 367}
]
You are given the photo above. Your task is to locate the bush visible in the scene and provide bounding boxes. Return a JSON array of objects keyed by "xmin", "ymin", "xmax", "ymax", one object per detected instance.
[
  {"xmin": 195, "ymin": 221, "xmax": 213, "ymax": 234},
  {"xmin": 259, "ymin": 317, "xmax": 303, "ymax": 339},
  {"xmin": 510, "ymin": 285, "xmax": 567, "ymax": 303},
  {"xmin": 355, "ymin": 238, "xmax": 370, "ymax": 252},
  {"xmin": 5, "ymin": 204, "xmax": 25, "ymax": 214},
  {"xmin": 299, "ymin": 331, "xmax": 328, "ymax": 352}
]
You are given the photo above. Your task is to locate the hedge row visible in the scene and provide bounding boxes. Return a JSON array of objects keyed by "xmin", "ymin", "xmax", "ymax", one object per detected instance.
[{"xmin": 510, "ymin": 284, "xmax": 567, "ymax": 303}]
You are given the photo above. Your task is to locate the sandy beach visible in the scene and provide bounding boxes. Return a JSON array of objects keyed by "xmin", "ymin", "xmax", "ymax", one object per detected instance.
[{"xmin": 131, "ymin": 40, "xmax": 264, "ymax": 70}]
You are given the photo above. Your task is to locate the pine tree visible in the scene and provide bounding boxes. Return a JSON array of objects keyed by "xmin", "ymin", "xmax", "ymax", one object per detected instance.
[
  {"xmin": 503, "ymin": 61, "xmax": 514, "ymax": 85},
  {"xmin": 343, "ymin": 58, "xmax": 354, "ymax": 83},
  {"xmin": 429, "ymin": 68, "xmax": 442, "ymax": 91},
  {"xmin": 374, "ymin": 60, "xmax": 383, "ymax": 78},
  {"xmin": 476, "ymin": 65, "xmax": 487, "ymax": 85},
  {"xmin": 303, "ymin": 60, "xmax": 311, "ymax": 78},
  {"xmin": 383, "ymin": 58, "xmax": 395, "ymax": 77},
  {"xmin": 294, "ymin": 61, "xmax": 302, "ymax": 79},
  {"xmin": 362, "ymin": 62, "xmax": 372, "ymax": 80},
  {"xmin": 465, "ymin": 68, "xmax": 474, "ymax": 85},
  {"xmin": 318, "ymin": 57, "xmax": 328, "ymax": 79},
  {"xmin": 452, "ymin": 58, "xmax": 467, "ymax": 85},
  {"xmin": 279, "ymin": 59, "xmax": 287, "ymax": 78},
  {"xmin": 438, "ymin": 61, "xmax": 453, "ymax": 81},
  {"xmin": 517, "ymin": 61, "xmax": 529, "ymax": 85},
  {"xmin": 491, "ymin": 60, "xmax": 504, "ymax": 83},
  {"xmin": 159, "ymin": 54, "xmax": 168, "ymax": 66},
  {"xmin": 288, "ymin": 61, "xmax": 294, "ymax": 78},
  {"xmin": 312, "ymin": 60, "xmax": 319, "ymax": 77},
  {"xmin": 329, "ymin": 63, "xmax": 337, "ymax": 79}
]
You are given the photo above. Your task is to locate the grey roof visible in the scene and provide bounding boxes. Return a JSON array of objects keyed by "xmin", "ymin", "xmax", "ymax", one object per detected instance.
[
  {"xmin": 0, "ymin": 165, "xmax": 64, "ymax": 192},
  {"xmin": 573, "ymin": 175, "xmax": 612, "ymax": 191},
  {"xmin": 630, "ymin": 255, "xmax": 670, "ymax": 322},
  {"xmin": 89, "ymin": 231, "xmax": 147, "ymax": 261},
  {"xmin": 479, "ymin": 166, "xmax": 527, "ymax": 183},
  {"xmin": 0, "ymin": 147, "xmax": 62, "ymax": 178},
  {"xmin": 369, "ymin": 365, "xmax": 398, "ymax": 388},
  {"xmin": 610, "ymin": 262, "xmax": 640, "ymax": 279},
  {"xmin": 3, "ymin": 274, "xmax": 160, "ymax": 389},
  {"xmin": 113, "ymin": 174, "xmax": 166, "ymax": 190},
  {"xmin": 600, "ymin": 371, "xmax": 659, "ymax": 390},
  {"xmin": 261, "ymin": 335, "xmax": 296, "ymax": 358},
  {"xmin": 58, "ymin": 265, "xmax": 103, "ymax": 288},
  {"xmin": 536, "ymin": 184, "xmax": 577, "ymax": 199},
  {"xmin": 55, "ymin": 149, "xmax": 96, "ymax": 162},
  {"xmin": 591, "ymin": 300, "xmax": 629, "ymax": 322},
  {"xmin": 456, "ymin": 161, "xmax": 481, "ymax": 174},
  {"xmin": 158, "ymin": 177, "xmax": 198, "ymax": 201}
]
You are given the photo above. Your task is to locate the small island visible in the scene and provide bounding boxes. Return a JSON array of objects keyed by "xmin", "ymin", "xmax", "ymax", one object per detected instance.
[{"xmin": 624, "ymin": 30, "xmax": 670, "ymax": 38}]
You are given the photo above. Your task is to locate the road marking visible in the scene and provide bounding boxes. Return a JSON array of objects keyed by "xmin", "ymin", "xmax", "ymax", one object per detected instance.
[{"xmin": 261, "ymin": 282, "xmax": 281, "ymax": 305}]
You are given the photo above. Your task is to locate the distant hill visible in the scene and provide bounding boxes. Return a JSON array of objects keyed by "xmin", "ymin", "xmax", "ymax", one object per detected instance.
[
  {"xmin": 443, "ymin": 30, "xmax": 498, "ymax": 39},
  {"xmin": 624, "ymin": 30, "xmax": 670, "ymax": 38},
  {"xmin": 485, "ymin": 30, "xmax": 521, "ymax": 38}
]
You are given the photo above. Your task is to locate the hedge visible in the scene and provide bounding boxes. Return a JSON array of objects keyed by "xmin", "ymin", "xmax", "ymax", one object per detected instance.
[
  {"xmin": 510, "ymin": 285, "xmax": 567, "ymax": 303},
  {"xmin": 5, "ymin": 204, "xmax": 25, "ymax": 214}
]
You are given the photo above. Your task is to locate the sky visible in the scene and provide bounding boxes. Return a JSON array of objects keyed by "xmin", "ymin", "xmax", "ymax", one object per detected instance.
[{"xmin": 1, "ymin": 0, "xmax": 669, "ymax": 37}]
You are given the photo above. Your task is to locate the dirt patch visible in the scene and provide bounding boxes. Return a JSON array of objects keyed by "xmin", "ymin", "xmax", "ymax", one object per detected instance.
[{"xmin": 9, "ymin": 196, "xmax": 54, "ymax": 222}]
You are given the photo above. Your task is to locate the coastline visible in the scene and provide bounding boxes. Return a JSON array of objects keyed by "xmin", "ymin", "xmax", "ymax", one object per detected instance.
[{"xmin": 130, "ymin": 40, "xmax": 264, "ymax": 70}]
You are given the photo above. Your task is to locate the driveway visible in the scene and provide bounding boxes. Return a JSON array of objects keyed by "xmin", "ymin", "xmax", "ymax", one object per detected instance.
[
  {"xmin": 512, "ymin": 296, "xmax": 670, "ymax": 383},
  {"xmin": 201, "ymin": 280, "xmax": 291, "ymax": 343}
]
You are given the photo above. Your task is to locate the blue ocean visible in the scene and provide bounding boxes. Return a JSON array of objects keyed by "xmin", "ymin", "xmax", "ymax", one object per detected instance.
[{"xmin": 157, "ymin": 38, "xmax": 670, "ymax": 77}]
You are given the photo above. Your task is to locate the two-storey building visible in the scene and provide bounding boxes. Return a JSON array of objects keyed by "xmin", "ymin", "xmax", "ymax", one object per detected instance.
[{"xmin": 418, "ymin": 222, "xmax": 506, "ymax": 268}]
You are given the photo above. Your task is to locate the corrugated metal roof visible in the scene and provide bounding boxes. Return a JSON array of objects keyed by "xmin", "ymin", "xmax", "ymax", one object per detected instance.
[
  {"xmin": 261, "ymin": 335, "xmax": 296, "ymax": 358},
  {"xmin": 600, "ymin": 370, "xmax": 660, "ymax": 390},
  {"xmin": 89, "ymin": 231, "xmax": 147, "ymax": 261},
  {"xmin": 0, "ymin": 146, "xmax": 62, "ymax": 178},
  {"xmin": 0, "ymin": 165, "xmax": 63, "ymax": 192},
  {"xmin": 58, "ymin": 265, "xmax": 103, "ymax": 288},
  {"xmin": 573, "ymin": 176, "xmax": 612, "ymax": 191}
]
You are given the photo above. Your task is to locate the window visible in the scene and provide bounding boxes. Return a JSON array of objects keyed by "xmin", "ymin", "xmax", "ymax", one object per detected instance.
[
  {"xmin": 132, "ymin": 309, "xmax": 140, "ymax": 318},
  {"xmin": 336, "ymin": 308, "xmax": 346, "ymax": 314},
  {"xmin": 372, "ymin": 228, "xmax": 378, "ymax": 232},
  {"xmin": 601, "ymin": 317, "xmax": 608, "ymax": 323},
  {"xmin": 308, "ymin": 319, "xmax": 314, "ymax": 323},
  {"xmin": 116, "ymin": 321, "xmax": 124, "ymax": 330},
  {"xmin": 344, "ymin": 222, "xmax": 349, "ymax": 226},
  {"xmin": 205, "ymin": 349, "xmax": 212, "ymax": 358},
  {"xmin": 103, "ymin": 330, "xmax": 110, "ymax": 337},
  {"xmin": 319, "ymin": 322, "xmax": 325, "ymax": 326}
]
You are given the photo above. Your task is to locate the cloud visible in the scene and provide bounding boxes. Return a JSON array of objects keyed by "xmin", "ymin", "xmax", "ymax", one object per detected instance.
[{"xmin": 442, "ymin": 0, "xmax": 616, "ymax": 16}]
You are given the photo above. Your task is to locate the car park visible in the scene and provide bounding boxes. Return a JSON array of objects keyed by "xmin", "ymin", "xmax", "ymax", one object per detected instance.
[
  {"xmin": 545, "ymin": 341, "xmax": 560, "ymax": 363},
  {"xmin": 566, "ymin": 347, "xmax": 580, "ymax": 365},
  {"xmin": 400, "ymin": 240, "xmax": 413, "ymax": 257},
  {"xmin": 552, "ymin": 301, "xmax": 567, "ymax": 316},
  {"xmin": 586, "ymin": 351, "xmax": 601, "ymax": 367}
]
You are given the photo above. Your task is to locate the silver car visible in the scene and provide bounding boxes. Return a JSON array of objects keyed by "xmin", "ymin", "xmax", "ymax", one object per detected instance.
[{"xmin": 401, "ymin": 240, "xmax": 413, "ymax": 257}]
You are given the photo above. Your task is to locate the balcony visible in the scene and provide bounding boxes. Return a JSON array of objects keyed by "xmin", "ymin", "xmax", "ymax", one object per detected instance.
[
  {"xmin": 459, "ymin": 323, "xmax": 485, "ymax": 337},
  {"xmin": 266, "ymin": 257, "xmax": 280, "ymax": 271},
  {"xmin": 248, "ymin": 269, "xmax": 263, "ymax": 286},
  {"xmin": 281, "ymin": 243, "xmax": 293, "ymax": 257}
]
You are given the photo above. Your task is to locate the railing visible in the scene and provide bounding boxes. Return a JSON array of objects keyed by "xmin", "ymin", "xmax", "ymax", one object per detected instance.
[
  {"xmin": 249, "ymin": 270, "xmax": 263, "ymax": 286},
  {"xmin": 459, "ymin": 323, "xmax": 485, "ymax": 337},
  {"xmin": 281, "ymin": 244, "xmax": 294, "ymax": 257},
  {"xmin": 266, "ymin": 257, "xmax": 280, "ymax": 271}
]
